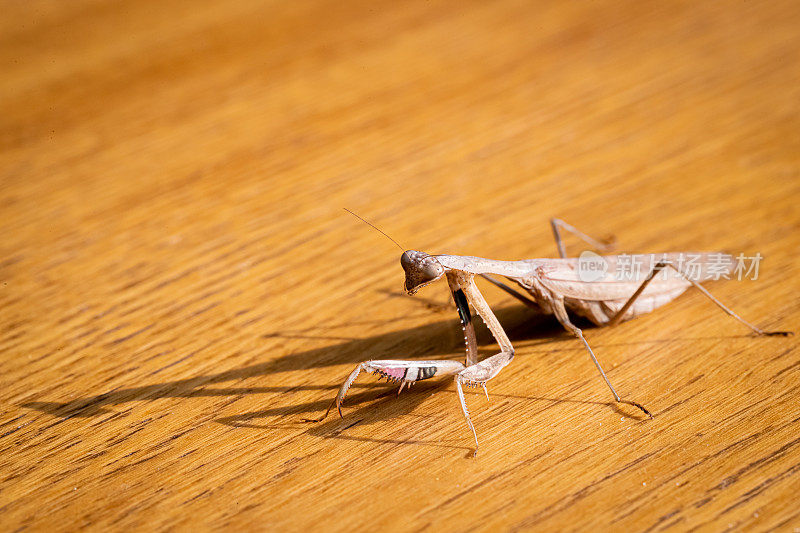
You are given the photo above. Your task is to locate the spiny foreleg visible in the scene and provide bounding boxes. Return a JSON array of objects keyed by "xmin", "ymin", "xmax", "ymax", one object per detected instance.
[
  {"xmin": 452, "ymin": 274, "xmax": 517, "ymax": 456},
  {"xmin": 304, "ymin": 360, "xmax": 464, "ymax": 422}
]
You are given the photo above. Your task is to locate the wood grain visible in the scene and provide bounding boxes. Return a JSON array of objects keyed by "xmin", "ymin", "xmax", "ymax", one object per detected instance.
[{"xmin": 2, "ymin": 0, "xmax": 799, "ymax": 530}]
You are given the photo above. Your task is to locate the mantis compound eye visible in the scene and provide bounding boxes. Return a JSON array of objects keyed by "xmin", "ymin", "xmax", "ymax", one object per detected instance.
[{"xmin": 401, "ymin": 250, "xmax": 445, "ymax": 294}]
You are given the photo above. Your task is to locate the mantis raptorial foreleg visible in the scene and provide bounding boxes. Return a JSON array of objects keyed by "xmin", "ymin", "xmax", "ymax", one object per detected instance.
[
  {"xmin": 453, "ymin": 274, "xmax": 516, "ymax": 456},
  {"xmin": 551, "ymin": 296, "xmax": 653, "ymax": 418},
  {"xmin": 449, "ymin": 281, "xmax": 479, "ymax": 366},
  {"xmin": 307, "ymin": 273, "xmax": 517, "ymax": 456},
  {"xmin": 303, "ymin": 359, "xmax": 466, "ymax": 422},
  {"xmin": 607, "ymin": 260, "xmax": 792, "ymax": 336}
]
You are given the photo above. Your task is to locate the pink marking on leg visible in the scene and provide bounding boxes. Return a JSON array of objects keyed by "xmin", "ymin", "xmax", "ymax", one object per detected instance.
[{"xmin": 380, "ymin": 367, "xmax": 407, "ymax": 381}]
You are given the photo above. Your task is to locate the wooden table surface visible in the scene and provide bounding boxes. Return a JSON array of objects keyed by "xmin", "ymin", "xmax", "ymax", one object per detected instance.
[{"xmin": 2, "ymin": 1, "xmax": 799, "ymax": 531}]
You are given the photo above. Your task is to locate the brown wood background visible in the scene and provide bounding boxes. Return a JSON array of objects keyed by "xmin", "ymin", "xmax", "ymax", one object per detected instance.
[{"xmin": 2, "ymin": 1, "xmax": 799, "ymax": 531}]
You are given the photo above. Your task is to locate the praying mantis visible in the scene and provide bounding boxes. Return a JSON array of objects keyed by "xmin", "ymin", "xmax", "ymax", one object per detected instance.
[{"xmin": 308, "ymin": 214, "xmax": 790, "ymax": 456}]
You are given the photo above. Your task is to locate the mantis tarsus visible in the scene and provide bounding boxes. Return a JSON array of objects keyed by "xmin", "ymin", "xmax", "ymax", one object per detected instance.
[{"xmin": 307, "ymin": 215, "xmax": 791, "ymax": 456}]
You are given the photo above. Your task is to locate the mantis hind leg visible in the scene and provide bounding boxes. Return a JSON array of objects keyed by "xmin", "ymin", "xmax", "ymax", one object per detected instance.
[
  {"xmin": 550, "ymin": 218, "xmax": 617, "ymax": 258},
  {"xmin": 607, "ymin": 260, "xmax": 792, "ymax": 336}
]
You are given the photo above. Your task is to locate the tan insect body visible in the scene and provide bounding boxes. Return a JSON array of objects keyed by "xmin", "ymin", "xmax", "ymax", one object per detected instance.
[{"xmin": 308, "ymin": 218, "xmax": 790, "ymax": 456}]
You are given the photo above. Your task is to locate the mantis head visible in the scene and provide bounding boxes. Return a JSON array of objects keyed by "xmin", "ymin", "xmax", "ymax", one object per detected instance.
[
  {"xmin": 401, "ymin": 250, "xmax": 445, "ymax": 295},
  {"xmin": 340, "ymin": 209, "xmax": 445, "ymax": 294}
]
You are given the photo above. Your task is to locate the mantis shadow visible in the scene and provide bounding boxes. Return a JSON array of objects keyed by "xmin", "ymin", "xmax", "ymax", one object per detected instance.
[
  {"xmin": 20, "ymin": 295, "xmax": 747, "ymax": 444},
  {"xmin": 20, "ymin": 304, "xmax": 560, "ymax": 421},
  {"xmin": 218, "ymin": 380, "xmax": 476, "ymax": 452}
]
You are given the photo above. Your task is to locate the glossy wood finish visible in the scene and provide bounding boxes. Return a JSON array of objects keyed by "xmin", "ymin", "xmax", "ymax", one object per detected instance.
[{"xmin": 2, "ymin": 1, "xmax": 798, "ymax": 530}]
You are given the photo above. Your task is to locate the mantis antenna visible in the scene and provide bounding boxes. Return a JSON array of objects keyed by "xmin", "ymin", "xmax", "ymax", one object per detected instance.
[{"xmin": 343, "ymin": 208, "xmax": 405, "ymax": 251}]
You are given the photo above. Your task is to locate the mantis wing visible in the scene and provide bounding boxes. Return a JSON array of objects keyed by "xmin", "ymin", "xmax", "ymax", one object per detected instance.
[{"xmin": 533, "ymin": 253, "xmax": 734, "ymax": 302}]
